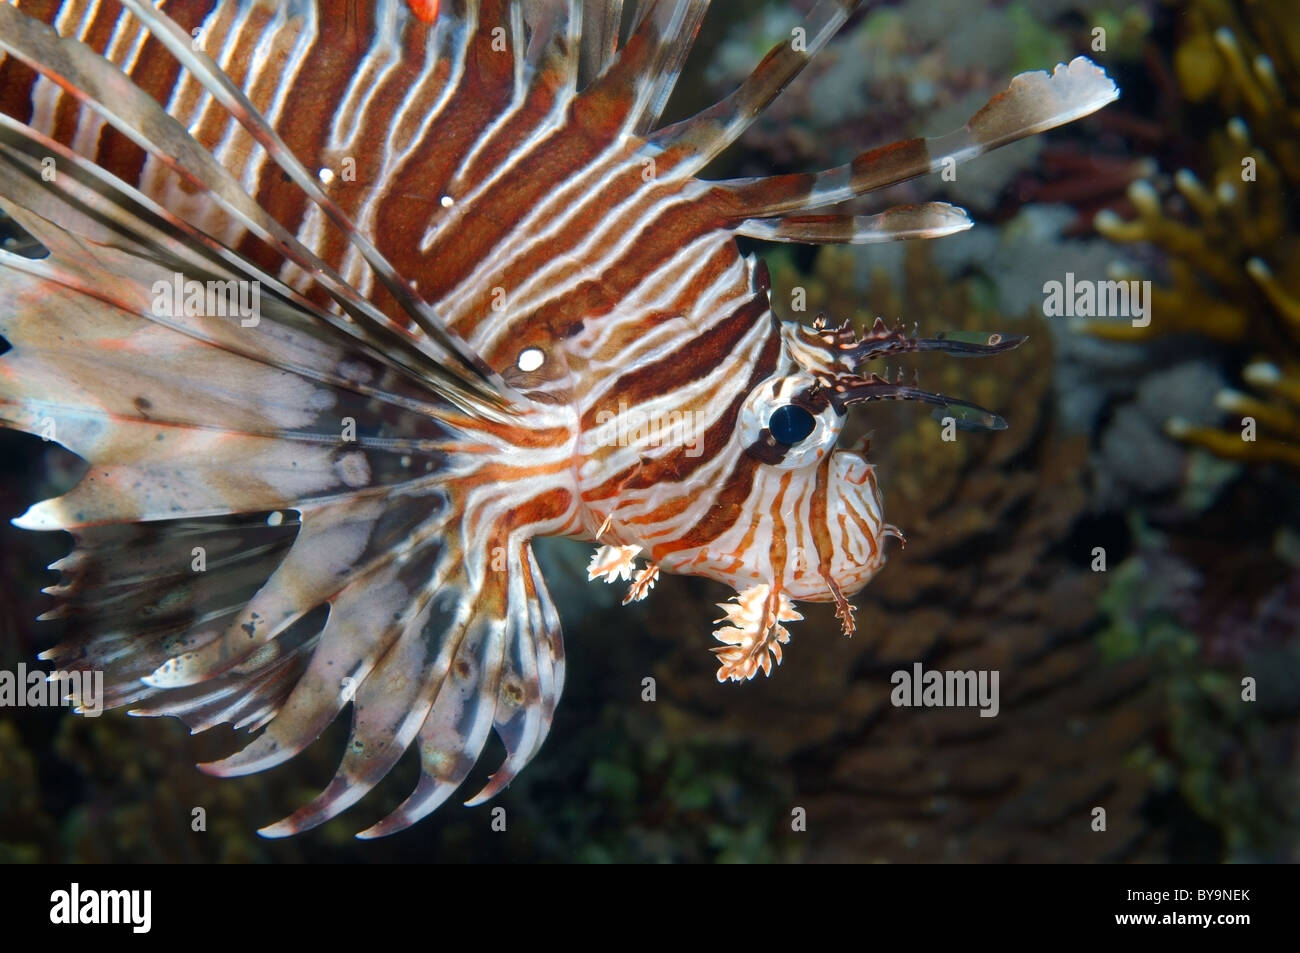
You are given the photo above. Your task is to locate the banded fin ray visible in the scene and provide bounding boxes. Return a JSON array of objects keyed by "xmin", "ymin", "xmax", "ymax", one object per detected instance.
[
  {"xmin": 0, "ymin": 3, "xmax": 507, "ymax": 418},
  {"xmin": 714, "ymin": 55, "xmax": 1120, "ymax": 233},
  {"xmin": 650, "ymin": 0, "xmax": 858, "ymax": 169},
  {"xmin": 575, "ymin": 0, "xmax": 623, "ymax": 86}
]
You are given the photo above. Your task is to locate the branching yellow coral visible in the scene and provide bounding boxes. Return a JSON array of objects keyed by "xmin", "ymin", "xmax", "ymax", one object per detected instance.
[{"xmin": 1089, "ymin": 0, "xmax": 1300, "ymax": 468}]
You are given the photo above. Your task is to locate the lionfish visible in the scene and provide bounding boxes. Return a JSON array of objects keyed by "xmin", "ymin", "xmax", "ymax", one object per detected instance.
[{"xmin": 0, "ymin": 0, "xmax": 1117, "ymax": 837}]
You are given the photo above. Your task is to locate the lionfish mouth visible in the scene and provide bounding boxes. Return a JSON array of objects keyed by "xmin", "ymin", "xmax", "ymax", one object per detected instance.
[{"xmin": 0, "ymin": 0, "xmax": 1118, "ymax": 838}]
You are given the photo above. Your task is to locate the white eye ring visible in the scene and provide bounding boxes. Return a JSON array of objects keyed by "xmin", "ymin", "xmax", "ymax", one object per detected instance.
[
  {"xmin": 738, "ymin": 373, "xmax": 842, "ymax": 470},
  {"xmin": 517, "ymin": 348, "xmax": 545, "ymax": 372}
]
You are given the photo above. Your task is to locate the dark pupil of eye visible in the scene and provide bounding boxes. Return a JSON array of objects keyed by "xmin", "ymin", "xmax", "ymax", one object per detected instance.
[{"xmin": 768, "ymin": 405, "xmax": 816, "ymax": 444}]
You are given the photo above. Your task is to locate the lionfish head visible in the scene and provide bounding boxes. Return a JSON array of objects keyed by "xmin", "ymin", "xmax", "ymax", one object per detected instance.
[{"xmin": 655, "ymin": 294, "xmax": 1030, "ymax": 682}]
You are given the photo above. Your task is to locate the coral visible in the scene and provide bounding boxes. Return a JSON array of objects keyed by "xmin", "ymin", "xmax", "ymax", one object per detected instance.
[
  {"xmin": 513, "ymin": 706, "xmax": 801, "ymax": 863},
  {"xmin": 1097, "ymin": 523, "xmax": 1300, "ymax": 860},
  {"xmin": 0, "ymin": 720, "xmax": 51, "ymax": 862},
  {"xmin": 1091, "ymin": 0, "xmax": 1300, "ymax": 468}
]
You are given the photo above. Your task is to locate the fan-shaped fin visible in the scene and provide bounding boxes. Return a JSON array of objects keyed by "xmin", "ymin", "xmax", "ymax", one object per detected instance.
[
  {"xmin": 242, "ymin": 536, "xmax": 563, "ymax": 839},
  {"xmin": 35, "ymin": 512, "xmax": 301, "ymax": 711},
  {"xmin": 144, "ymin": 496, "xmax": 421, "ymax": 688},
  {"xmin": 198, "ymin": 538, "xmax": 429, "ymax": 777}
]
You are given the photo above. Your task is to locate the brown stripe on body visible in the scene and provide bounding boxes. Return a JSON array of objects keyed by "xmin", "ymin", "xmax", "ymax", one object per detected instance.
[
  {"xmin": 96, "ymin": 1, "xmax": 213, "ymax": 189},
  {"xmin": 766, "ymin": 470, "xmax": 792, "ymax": 581},
  {"xmin": 585, "ymin": 308, "xmax": 782, "ymax": 508},
  {"xmin": 438, "ymin": 413, "xmax": 570, "ymax": 450},
  {"xmin": 493, "ymin": 187, "xmax": 737, "ymax": 355},
  {"xmin": 841, "ymin": 498, "xmax": 878, "ymax": 564},
  {"xmin": 707, "ymin": 469, "xmax": 792, "ymax": 581},
  {"xmin": 559, "ymin": 236, "xmax": 741, "ymax": 373},
  {"xmin": 186, "ymin": 2, "xmax": 276, "ymax": 167},
  {"xmin": 287, "ymin": 18, "xmax": 449, "ymax": 297},
  {"xmin": 558, "ymin": 191, "xmax": 742, "ymax": 325},
  {"xmin": 481, "ymin": 231, "xmax": 736, "ymax": 381},
  {"xmin": 648, "ymin": 449, "xmax": 761, "ymax": 563},
  {"xmin": 807, "ymin": 452, "xmax": 836, "ymax": 581},
  {"xmin": 349, "ymin": 1, "xmax": 523, "ymax": 315},
  {"xmin": 421, "ymin": 122, "xmax": 713, "ymax": 329},
  {"xmin": 447, "ymin": 459, "xmax": 573, "ymax": 498},
  {"xmin": 420, "ymin": 129, "xmax": 622, "ymax": 313},
  {"xmin": 447, "ymin": 34, "xmax": 570, "ymax": 196},
  {"xmin": 236, "ymin": 0, "xmax": 379, "ymax": 277},
  {"xmin": 494, "ymin": 485, "xmax": 571, "ymax": 533},
  {"xmin": 579, "ymin": 292, "xmax": 769, "ymax": 433}
]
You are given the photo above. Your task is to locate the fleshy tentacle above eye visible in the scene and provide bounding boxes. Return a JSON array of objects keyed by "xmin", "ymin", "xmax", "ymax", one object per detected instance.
[{"xmin": 782, "ymin": 317, "xmax": 1027, "ymax": 432}]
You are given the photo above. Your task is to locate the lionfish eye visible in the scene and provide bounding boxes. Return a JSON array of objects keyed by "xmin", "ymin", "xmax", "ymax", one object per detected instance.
[
  {"xmin": 767, "ymin": 405, "xmax": 816, "ymax": 445},
  {"xmin": 739, "ymin": 374, "xmax": 842, "ymax": 470}
]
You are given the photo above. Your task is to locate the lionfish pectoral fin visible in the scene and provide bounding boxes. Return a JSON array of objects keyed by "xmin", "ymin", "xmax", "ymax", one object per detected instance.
[{"xmin": 239, "ymin": 538, "xmax": 562, "ymax": 840}]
